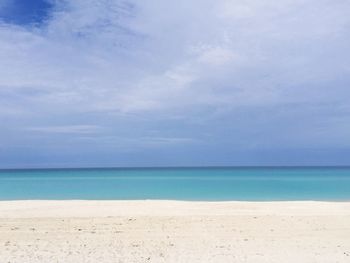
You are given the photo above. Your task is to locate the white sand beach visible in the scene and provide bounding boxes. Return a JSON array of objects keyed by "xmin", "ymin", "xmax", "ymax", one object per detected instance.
[{"xmin": 0, "ymin": 201, "xmax": 350, "ymax": 262}]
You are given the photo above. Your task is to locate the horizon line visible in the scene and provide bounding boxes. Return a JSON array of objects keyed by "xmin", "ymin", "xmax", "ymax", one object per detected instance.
[{"xmin": 1, "ymin": 165, "xmax": 350, "ymax": 171}]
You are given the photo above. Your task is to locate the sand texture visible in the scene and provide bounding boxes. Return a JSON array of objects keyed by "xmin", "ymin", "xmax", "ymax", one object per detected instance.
[{"xmin": 0, "ymin": 201, "xmax": 350, "ymax": 262}]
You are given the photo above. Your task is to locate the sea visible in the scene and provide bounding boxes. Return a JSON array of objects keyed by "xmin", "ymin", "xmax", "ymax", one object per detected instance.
[{"xmin": 0, "ymin": 167, "xmax": 349, "ymax": 201}]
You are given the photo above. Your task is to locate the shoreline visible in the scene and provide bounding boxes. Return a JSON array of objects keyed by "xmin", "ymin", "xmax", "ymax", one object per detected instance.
[{"xmin": 1, "ymin": 200, "xmax": 350, "ymax": 218}]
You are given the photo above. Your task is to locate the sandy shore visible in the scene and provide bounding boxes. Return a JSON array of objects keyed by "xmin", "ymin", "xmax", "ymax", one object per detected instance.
[{"xmin": 0, "ymin": 201, "xmax": 350, "ymax": 262}]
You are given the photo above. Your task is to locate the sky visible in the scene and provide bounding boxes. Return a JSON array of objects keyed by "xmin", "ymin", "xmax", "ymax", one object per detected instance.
[{"xmin": 0, "ymin": 0, "xmax": 350, "ymax": 168}]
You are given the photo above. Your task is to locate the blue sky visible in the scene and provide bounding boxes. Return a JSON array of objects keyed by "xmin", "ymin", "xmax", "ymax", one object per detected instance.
[
  {"xmin": 0, "ymin": 0, "xmax": 350, "ymax": 168},
  {"xmin": 0, "ymin": 0, "xmax": 52, "ymax": 25}
]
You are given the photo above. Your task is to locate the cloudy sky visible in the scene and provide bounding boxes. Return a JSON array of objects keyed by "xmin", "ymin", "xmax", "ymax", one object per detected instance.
[{"xmin": 0, "ymin": 0, "xmax": 350, "ymax": 168}]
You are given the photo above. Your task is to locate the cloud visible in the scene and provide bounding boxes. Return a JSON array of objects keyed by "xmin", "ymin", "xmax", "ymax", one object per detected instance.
[
  {"xmin": 0, "ymin": 0, "xmax": 350, "ymax": 166},
  {"xmin": 26, "ymin": 125, "xmax": 103, "ymax": 134},
  {"xmin": 195, "ymin": 46, "xmax": 236, "ymax": 66},
  {"xmin": 1, "ymin": 0, "xmax": 349, "ymax": 114}
]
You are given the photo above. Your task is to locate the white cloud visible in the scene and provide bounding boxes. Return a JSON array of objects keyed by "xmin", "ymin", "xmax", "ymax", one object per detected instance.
[
  {"xmin": 1, "ymin": 0, "xmax": 350, "ymax": 157},
  {"xmin": 196, "ymin": 46, "xmax": 236, "ymax": 66},
  {"xmin": 0, "ymin": 0, "xmax": 349, "ymax": 115},
  {"xmin": 27, "ymin": 125, "xmax": 103, "ymax": 134}
]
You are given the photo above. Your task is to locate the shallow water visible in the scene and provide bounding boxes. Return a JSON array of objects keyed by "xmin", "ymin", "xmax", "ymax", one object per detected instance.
[{"xmin": 0, "ymin": 167, "xmax": 349, "ymax": 200}]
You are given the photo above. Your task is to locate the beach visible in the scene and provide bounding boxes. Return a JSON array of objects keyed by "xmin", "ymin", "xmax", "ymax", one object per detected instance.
[{"xmin": 0, "ymin": 201, "xmax": 350, "ymax": 262}]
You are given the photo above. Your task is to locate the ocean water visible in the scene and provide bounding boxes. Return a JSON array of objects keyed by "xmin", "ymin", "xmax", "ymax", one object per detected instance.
[{"xmin": 0, "ymin": 167, "xmax": 349, "ymax": 201}]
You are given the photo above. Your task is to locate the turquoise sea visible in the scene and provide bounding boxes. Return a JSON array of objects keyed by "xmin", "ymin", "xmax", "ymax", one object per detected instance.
[{"xmin": 0, "ymin": 167, "xmax": 349, "ymax": 201}]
